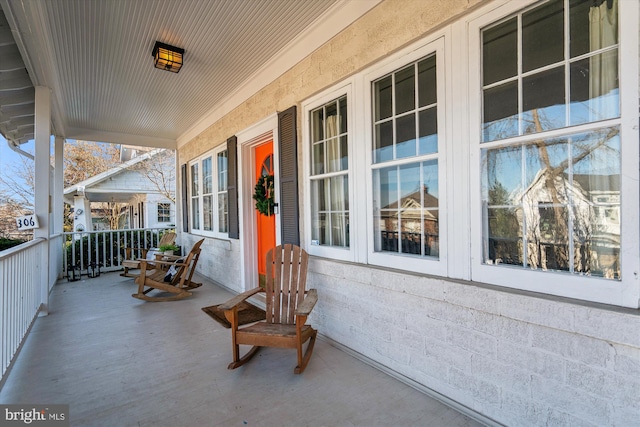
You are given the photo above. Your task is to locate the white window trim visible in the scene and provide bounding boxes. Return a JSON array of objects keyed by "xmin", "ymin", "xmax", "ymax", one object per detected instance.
[
  {"xmin": 302, "ymin": 81, "xmax": 356, "ymax": 262},
  {"xmin": 466, "ymin": 0, "xmax": 640, "ymax": 307},
  {"xmin": 363, "ymin": 36, "xmax": 449, "ymax": 277},
  {"xmin": 189, "ymin": 144, "xmax": 230, "ymax": 239}
]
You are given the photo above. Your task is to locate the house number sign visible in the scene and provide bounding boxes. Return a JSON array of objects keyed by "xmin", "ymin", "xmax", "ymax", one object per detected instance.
[{"xmin": 16, "ymin": 214, "xmax": 39, "ymax": 230}]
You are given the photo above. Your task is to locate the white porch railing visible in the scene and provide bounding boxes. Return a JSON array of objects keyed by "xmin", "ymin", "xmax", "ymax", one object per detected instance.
[
  {"xmin": 62, "ymin": 228, "xmax": 176, "ymax": 280},
  {"xmin": 0, "ymin": 237, "xmax": 47, "ymax": 382}
]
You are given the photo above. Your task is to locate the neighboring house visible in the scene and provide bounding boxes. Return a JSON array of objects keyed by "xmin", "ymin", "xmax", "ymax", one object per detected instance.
[{"xmin": 63, "ymin": 148, "xmax": 175, "ymax": 231}]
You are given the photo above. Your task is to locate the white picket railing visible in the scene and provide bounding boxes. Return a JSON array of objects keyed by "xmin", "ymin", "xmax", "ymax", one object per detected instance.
[
  {"xmin": 61, "ymin": 228, "xmax": 175, "ymax": 279},
  {"xmin": 0, "ymin": 227, "xmax": 174, "ymax": 384},
  {"xmin": 0, "ymin": 238, "xmax": 46, "ymax": 382}
]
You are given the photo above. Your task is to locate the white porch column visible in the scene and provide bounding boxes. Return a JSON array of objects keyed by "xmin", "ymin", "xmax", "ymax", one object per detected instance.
[
  {"xmin": 53, "ymin": 136, "xmax": 64, "ymax": 235},
  {"xmin": 34, "ymin": 86, "xmax": 51, "ymax": 316}
]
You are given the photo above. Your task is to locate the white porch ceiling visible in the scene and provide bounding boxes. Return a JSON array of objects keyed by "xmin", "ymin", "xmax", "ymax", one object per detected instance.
[{"xmin": 0, "ymin": 0, "xmax": 353, "ymax": 149}]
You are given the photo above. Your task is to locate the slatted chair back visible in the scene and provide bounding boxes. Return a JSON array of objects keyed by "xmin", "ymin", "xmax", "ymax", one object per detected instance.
[
  {"xmin": 264, "ymin": 244, "xmax": 309, "ymax": 325},
  {"xmin": 171, "ymin": 239, "xmax": 203, "ymax": 287},
  {"xmin": 158, "ymin": 232, "xmax": 177, "ymax": 248}
]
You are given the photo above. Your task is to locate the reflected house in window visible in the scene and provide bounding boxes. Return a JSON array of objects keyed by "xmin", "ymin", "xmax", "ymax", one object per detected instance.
[
  {"xmin": 490, "ymin": 167, "xmax": 621, "ymax": 279},
  {"xmin": 379, "ymin": 185, "xmax": 439, "ymax": 257}
]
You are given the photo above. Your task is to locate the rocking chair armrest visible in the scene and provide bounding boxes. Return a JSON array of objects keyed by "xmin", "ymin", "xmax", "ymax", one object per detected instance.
[
  {"xmin": 295, "ymin": 289, "xmax": 318, "ymax": 316},
  {"xmin": 137, "ymin": 259, "xmax": 187, "ymax": 269},
  {"xmin": 219, "ymin": 287, "xmax": 263, "ymax": 311}
]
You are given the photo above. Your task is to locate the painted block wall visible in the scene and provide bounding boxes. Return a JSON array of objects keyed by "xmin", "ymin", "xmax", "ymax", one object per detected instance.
[{"xmin": 307, "ymin": 258, "xmax": 640, "ymax": 426}]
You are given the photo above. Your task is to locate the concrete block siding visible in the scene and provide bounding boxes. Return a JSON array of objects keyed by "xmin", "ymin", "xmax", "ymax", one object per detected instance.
[{"xmin": 308, "ymin": 258, "xmax": 640, "ymax": 426}]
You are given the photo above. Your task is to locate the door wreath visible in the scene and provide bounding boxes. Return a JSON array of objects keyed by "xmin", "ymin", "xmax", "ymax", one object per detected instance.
[{"xmin": 253, "ymin": 174, "xmax": 275, "ymax": 216}]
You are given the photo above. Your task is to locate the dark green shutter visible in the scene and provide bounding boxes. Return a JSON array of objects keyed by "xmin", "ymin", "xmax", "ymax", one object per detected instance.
[
  {"xmin": 181, "ymin": 164, "xmax": 188, "ymax": 232},
  {"xmin": 278, "ymin": 106, "xmax": 300, "ymax": 245},
  {"xmin": 227, "ymin": 135, "xmax": 240, "ymax": 239}
]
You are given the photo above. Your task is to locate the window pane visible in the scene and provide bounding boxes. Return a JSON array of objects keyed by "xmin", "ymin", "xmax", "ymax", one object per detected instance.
[
  {"xmin": 312, "ymin": 142, "xmax": 325, "ymax": 175},
  {"xmin": 483, "ymin": 18, "xmax": 517, "ymax": 85},
  {"xmin": 570, "ymin": 0, "xmax": 618, "ymax": 58},
  {"xmin": 418, "ymin": 55, "xmax": 436, "ymax": 107},
  {"xmin": 202, "ymin": 157, "xmax": 213, "ymax": 194},
  {"xmin": 340, "ymin": 136, "xmax": 348, "ymax": 171},
  {"xmin": 377, "ymin": 166, "xmax": 398, "ymax": 210},
  {"xmin": 191, "ymin": 164, "xmax": 199, "ymax": 196},
  {"xmin": 374, "ymin": 121, "xmax": 394, "ymax": 163},
  {"xmin": 312, "ymin": 107, "xmax": 324, "ymax": 142},
  {"xmin": 485, "ymin": 207, "xmax": 523, "ymax": 266},
  {"xmin": 482, "ymin": 127, "xmax": 621, "ymax": 279},
  {"xmin": 422, "ymin": 159, "xmax": 439, "ymax": 206},
  {"xmin": 483, "ymin": 81, "xmax": 518, "ymax": 142},
  {"xmin": 418, "ymin": 107, "xmax": 437, "ymax": 155},
  {"xmin": 330, "ymin": 213, "xmax": 348, "ymax": 247},
  {"xmin": 217, "ymin": 151, "xmax": 228, "ymax": 191},
  {"xmin": 424, "ymin": 209, "xmax": 439, "ymax": 257},
  {"xmin": 312, "ymin": 212, "xmax": 327, "ymax": 245},
  {"xmin": 310, "ymin": 176, "xmax": 349, "ymax": 248},
  {"xmin": 400, "ymin": 209, "xmax": 422, "ymax": 255},
  {"xmin": 396, "ymin": 114, "xmax": 416, "ymax": 159},
  {"xmin": 376, "ymin": 210, "xmax": 399, "ymax": 253},
  {"xmin": 191, "ymin": 199, "xmax": 200, "ymax": 230},
  {"xmin": 483, "ymin": 146, "xmax": 523, "ymax": 204},
  {"xmin": 374, "ymin": 76, "xmax": 393, "ymax": 121},
  {"xmin": 528, "ymin": 204, "xmax": 570, "ymax": 272},
  {"xmin": 522, "ymin": 66, "xmax": 565, "ymax": 134},
  {"xmin": 218, "ymin": 193, "xmax": 228, "ymax": 233},
  {"xmin": 329, "ymin": 175, "xmax": 347, "ymax": 211},
  {"xmin": 203, "ymin": 195, "xmax": 213, "ymax": 231},
  {"xmin": 327, "ymin": 137, "xmax": 342, "ymax": 173},
  {"xmin": 395, "ymin": 65, "xmax": 415, "ymax": 115},
  {"xmin": 339, "ymin": 96, "xmax": 348, "ymax": 134},
  {"xmin": 570, "ymin": 50, "xmax": 619, "ymax": 125},
  {"xmin": 522, "ymin": 0, "xmax": 564, "ymax": 73}
]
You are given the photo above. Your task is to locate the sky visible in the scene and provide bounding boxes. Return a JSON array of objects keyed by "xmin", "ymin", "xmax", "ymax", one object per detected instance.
[{"xmin": 0, "ymin": 134, "xmax": 35, "ymax": 205}]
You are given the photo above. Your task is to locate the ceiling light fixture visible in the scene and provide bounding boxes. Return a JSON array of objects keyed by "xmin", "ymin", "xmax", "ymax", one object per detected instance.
[{"xmin": 152, "ymin": 41, "xmax": 184, "ymax": 73}]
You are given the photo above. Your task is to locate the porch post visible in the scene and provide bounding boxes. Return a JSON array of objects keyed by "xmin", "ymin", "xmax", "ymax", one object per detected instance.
[
  {"xmin": 53, "ymin": 136, "xmax": 64, "ymax": 235},
  {"xmin": 34, "ymin": 86, "xmax": 51, "ymax": 316}
]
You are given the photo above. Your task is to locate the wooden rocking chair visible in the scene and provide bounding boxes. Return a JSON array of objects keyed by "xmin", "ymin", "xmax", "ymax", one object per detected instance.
[
  {"xmin": 132, "ymin": 239, "xmax": 204, "ymax": 302},
  {"xmin": 219, "ymin": 244, "xmax": 318, "ymax": 374},
  {"xmin": 121, "ymin": 231, "xmax": 176, "ymax": 277}
]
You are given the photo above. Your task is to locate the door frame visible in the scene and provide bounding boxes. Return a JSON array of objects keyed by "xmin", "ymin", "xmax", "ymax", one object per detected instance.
[{"xmin": 237, "ymin": 113, "xmax": 280, "ymax": 291}]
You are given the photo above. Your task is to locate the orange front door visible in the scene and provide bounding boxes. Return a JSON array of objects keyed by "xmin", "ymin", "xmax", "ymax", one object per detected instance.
[{"xmin": 254, "ymin": 141, "xmax": 276, "ymax": 286}]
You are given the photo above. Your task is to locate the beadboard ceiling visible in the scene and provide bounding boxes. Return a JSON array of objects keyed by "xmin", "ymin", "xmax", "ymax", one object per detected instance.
[{"xmin": 0, "ymin": 0, "xmax": 369, "ymax": 149}]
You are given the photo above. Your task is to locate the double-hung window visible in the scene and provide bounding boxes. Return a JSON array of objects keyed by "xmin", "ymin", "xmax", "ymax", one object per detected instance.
[
  {"xmin": 304, "ymin": 86, "xmax": 353, "ymax": 261},
  {"xmin": 470, "ymin": 0, "xmax": 638, "ymax": 305},
  {"xmin": 367, "ymin": 39, "xmax": 447, "ymax": 275},
  {"xmin": 189, "ymin": 146, "xmax": 229, "ymax": 238}
]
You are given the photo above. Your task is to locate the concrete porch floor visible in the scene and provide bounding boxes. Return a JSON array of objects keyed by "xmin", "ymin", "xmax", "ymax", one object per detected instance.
[{"xmin": 0, "ymin": 272, "xmax": 484, "ymax": 427}]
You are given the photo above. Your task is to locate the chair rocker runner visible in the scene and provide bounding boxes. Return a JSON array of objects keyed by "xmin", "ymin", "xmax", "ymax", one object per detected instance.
[
  {"xmin": 121, "ymin": 231, "xmax": 176, "ymax": 278},
  {"xmin": 219, "ymin": 244, "xmax": 318, "ymax": 374},
  {"xmin": 132, "ymin": 239, "xmax": 204, "ymax": 302}
]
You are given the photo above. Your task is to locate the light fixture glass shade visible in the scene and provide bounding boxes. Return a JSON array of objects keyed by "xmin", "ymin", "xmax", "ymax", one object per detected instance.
[{"xmin": 152, "ymin": 41, "xmax": 184, "ymax": 73}]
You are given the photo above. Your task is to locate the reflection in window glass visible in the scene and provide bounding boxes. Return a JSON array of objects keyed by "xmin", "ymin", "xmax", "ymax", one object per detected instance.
[
  {"xmin": 481, "ymin": 0, "xmax": 619, "ymax": 143},
  {"xmin": 310, "ymin": 96, "xmax": 350, "ymax": 248},
  {"xmin": 374, "ymin": 160, "xmax": 439, "ymax": 258},
  {"xmin": 203, "ymin": 195, "xmax": 213, "ymax": 231},
  {"xmin": 373, "ymin": 54, "xmax": 438, "ymax": 164},
  {"xmin": 482, "ymin": 127, "xmax": 621, "ymax": 279}
]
